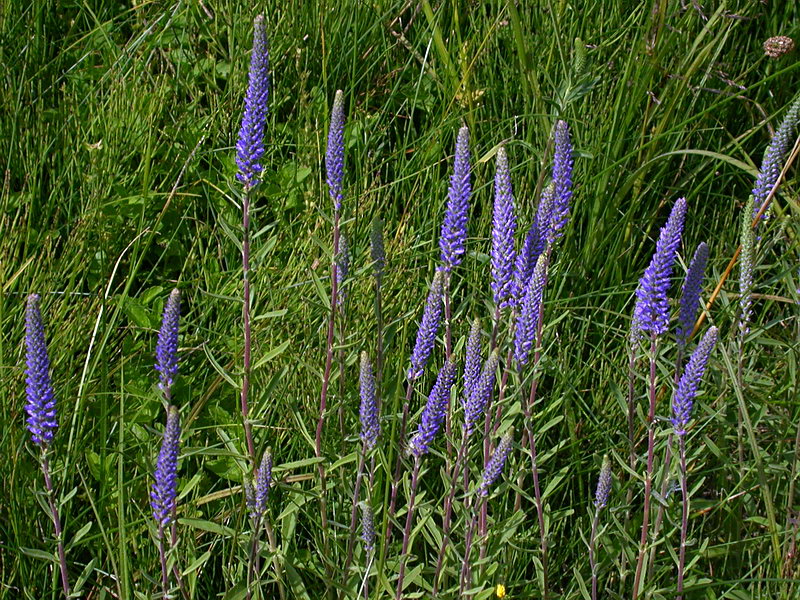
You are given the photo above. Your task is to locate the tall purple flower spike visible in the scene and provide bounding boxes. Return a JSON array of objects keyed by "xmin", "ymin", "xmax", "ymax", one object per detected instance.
[
  {"xmin": 671, "ymin": 327, "xmax": 718, "ymax": 436},
  {"xmin": 594, "ymin": 455, "xmax": 613, "ymax": 509},
  {"xmin": 478, "ymin": 429, "xmax": 513, "ymax": 496},
  {"xmin": 463, "ymin": 317, "xmax": 482, "ymax": 400},
  {"xmin": 326, "ymin": 90, "xmax": 346, "ymax": 212},
  {"xmin": 514, "ymin": 184, "xmax": 553, "ymax": 302},
  {"xmin": 548, "ymin": 120, "xmax": 573, "ymax": 242},
  {"xmin": 407, "ymin": 270, "xmax": 445, "ymax": 381},
  {"xmin": 151, "ymin": 406, "xmax": 181, "ymax": 527},
  {"xmin": 408, "ymin": 359, "xmax": 457, "ymax": 457},
  {"xmin": 491, "ymin": 146, "xmax": 517, "ymax": 308},
  {"xmin": 25, "ymin": 294, "xmax": 58, "ymax": 448},
  {"xmin": 463, "ymin": 350, "xmax": 500, "ymax": 436},
  {"xmin": 514, "ymin": 254, "xmax": 548, "ymax": 367},
  {"xmin": 440, "ymin": 126, "xmax": 471, "ymax": 271},
  {"xmin": 751, "ymin": 95, "xmax": 800, "ymax": 223},
  {"xmin": 361, "ymin": 502, "xmax": 375, "ymax": 553},
  {"xmin": 155, "ymin": 289, "xmax": 180, "ymax": 393},
  {"xmin": 236, "ymin": 16, "xmax": 270, "ymax": 189},
  {"xmin": 676, "ymin": 243, "xmax": 708, "ymax": 348},
  {"xmin": 633, "ymin": 198, "xmax": 687, "ymax": 337},
  {"xmin": 359, "ymin": 352, "xmax": 380, "ymax": 451}
]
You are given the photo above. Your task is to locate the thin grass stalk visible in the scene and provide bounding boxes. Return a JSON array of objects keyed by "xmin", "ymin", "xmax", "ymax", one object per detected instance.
[
  {"xmin": 314, "ymin": 210, "xmax": 340, "ymax": 597},
  {"xmin": 395, "ymin": 456, "xmax": 421, "ymax": 600},
  {"xmin": 589, "ymin": 508, "xmax": 601, "ymax": 600},
  {"xmin": 158, "ymin": 520, "xmax": 168, "ymax": 597},
  {"xmin": 343, "ymin": 447, "xmax": 368, "ymax": 588},
  {"xmin": 523, "ymin": 417, "xmax": 547, "ymax": 596},
  {"xmin": 676, "ymin": 435, "xmax": 689, "ymax": 599},
  {"xmin": 480, "ymin": 347, "xmax": 513, "ymax": 562},
  {"xmin": 41, "ymin": 456, "xmax": 70, "ymax": 598},
  {"xmin": 433, "ymin": 428, "xmax": 470, "ymax": 593},
  {"xmin": 632, "ymin": 334, "xmax": 658, "ymax": 600},
  {"xmin": 388, "ymin": 381, "xmax": 415, "ymax": 533},
  {"xmin": 460, "ymin": 500, "xmax": 480, "ymax": 598}
]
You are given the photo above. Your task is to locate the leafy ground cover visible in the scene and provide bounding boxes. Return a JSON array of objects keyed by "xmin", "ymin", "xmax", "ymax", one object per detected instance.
[{"xmin": 1, "ymin": 1, "xmax": 799, "ymax": 598}]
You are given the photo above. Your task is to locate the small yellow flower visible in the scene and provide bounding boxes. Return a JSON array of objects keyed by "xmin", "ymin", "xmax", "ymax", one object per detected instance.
[{"xmin": 495, "ymin": 584, "xmax": 506, "ymax": 598}]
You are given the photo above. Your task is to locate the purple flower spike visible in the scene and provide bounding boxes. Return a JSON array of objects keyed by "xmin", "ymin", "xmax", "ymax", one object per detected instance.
[
  {"xmin": 155, "ymin": 289, "xmax": 180, "ymax": 394},
  {"xmin": 479, "ymin": 429, "xmax": 513, "ymax": 496},
  {"xmin": 594, "ymin": 454, "xmax": 613, "ymax": 509},
  {"xmin": 440, "ymin": 126, "xmax": 471, "ymax": 271},
  {"xmin": 677, "ymin": 242, "xmax": 709, "ymax": 348},
  {"xmin": 463, "ymin": 350, "xmax": 500, "ymax": 436},
  {"xmin": 151, "ymin": 406, "xmax": 181, "ymax": 527},
  {"xmin": 24, "ymin": 294, "xmax": 58, "ymax": 448},
  {"xmin": 236, "ymin": 16, "xmax": 270, "ymax": 189},
  {"xmin": 361, "ymin": 502, "xmax": 375, "ymax": 553},
  {"xmin": 253, "ymin": 449, "xmax": 273, "ymax": 520},
  {"xmin": 633, "ymin": 198, "xmax": 688, "ymax": 337},
  {"xmin": 492, "ymin": 146, "xmax": 518, "ymax": 308},
  {"xmin": 514, "ymin": 185, "xmax": 553, "ymax": 302},
  {"xmin": 326, "ymin": 90, "xmax": 346, "ymax": 212},
  {"xmin": 463, "ymin": 317, "xmax": 482, "ymax": 399},
  {"xmin": 409, "ymin": 359, "xmax": 457, "ymax": 457},
  {"xmin": 514, "ymin": 254, "xmax": 548, "ymax": 367},
  {"xmin": 408, "ymin": 270, "xmax": 445, "ymax": 381},
  {"xmin": 752, "ymin": 96, "xmax": 800, "ymax": 224},
  {"xmin": 549, "ymin": 120, "xmax": 573, "ymax": 241},
  {"xmin": 671, "ymin": 327, "xmax": 718, "ymax": 436},
  {"xmin": 359, "ymin": 352, "xmax": 380, "ymax": 451}
]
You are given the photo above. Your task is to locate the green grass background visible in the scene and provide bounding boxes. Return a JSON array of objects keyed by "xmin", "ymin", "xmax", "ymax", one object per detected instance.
[{"xmin": 1, "ymin": 0, "xmax": 799, "ymax": 598}]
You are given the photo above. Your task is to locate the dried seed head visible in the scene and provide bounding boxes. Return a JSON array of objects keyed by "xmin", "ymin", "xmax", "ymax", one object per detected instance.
[{"xmin": 764, "ymin": 36, "xmax": 794, "ymax": 59}]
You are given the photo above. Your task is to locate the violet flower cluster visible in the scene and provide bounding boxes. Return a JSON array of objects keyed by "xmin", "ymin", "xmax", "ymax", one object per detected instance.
[
  {"xmin": 514, "ymin": 254, "xmax": 548, "ymax": 367},
  {"xmin": 235, "ymin": 16, "xmax": 270, "ymax": 189},
  {"xmin": 676, "ymin": 242, "xmax": 708, "ymax": 349},
  {"xmin": 514, "ymin": 184, "xmax": 553, "ymax": 302},
  {"xmin": 359, "ymin": 352, "xmax": 380, "ymax": 451},
  {"xmin": 326, "ymin": 90, "xmax": 346, "ymax": 212},
  {"xmin": 594, "ymin": 455, "xmax": 612, "ymax": 509},
  {"xmin": 491, "ymin": 146, "xmax": 517, "ymax": 308},
  {"xmin": 751, "ymin": 95, "xmax": 800, "ymax": 222},
  {"xmin": 548, "ymin": 120, "xmax": 573, "ymax": 242},
  {"xmin": 463, "ymin": 317, "xmax": 482, "ymax": 399},
  {"xmin": 245, "ymin": 449, "xmax": 273, "ymax": 522},
  {"xmin": 361, "ymin": 502, "xmax": 375, "ymax": 553},
  {"xmin": 408, "ymin": 359, "xmax": 457, "ymax": 456},
  {"xmin": 671, "ymin": 327, "xmax": 718, "ymax": 436},
  {"xmin": 151, "ymin": 406, "xmax": 181, "ymax": 527},
  {"xmin": 633, "ymin": 198, "xmax": 687, "ymax": 337},
  {"xmin": 463, "ymin": 350, "xmax": 500, "ymax": 436},
  {"xmin": 24, "ymin": 294, "xmax": 58, "ymax": 448},
  {"xmin": 407, "ymin": 270, "xmax": 445, "ymax": 380},
  {"xmin": 439, "ymin": 126, "xmax": 471, "ymax": 271},
  {"xmin": 478, "ymin": 429, "xmax": 513, "ymax": 496},
  {"xmin": 155, "ymin": 289, "xmax": 180, "ymax": 394}
]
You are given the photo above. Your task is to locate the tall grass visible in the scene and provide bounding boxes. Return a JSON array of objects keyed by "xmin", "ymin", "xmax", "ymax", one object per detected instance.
[{"xmin": 2, "ymin": 1, "xmax": 799, "ymax": 598}]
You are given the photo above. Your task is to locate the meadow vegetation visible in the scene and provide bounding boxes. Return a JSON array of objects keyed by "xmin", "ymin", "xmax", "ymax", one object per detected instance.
[{"xmin": 1, "ymin": 1, "xmax": 799, "ymax": 598}]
